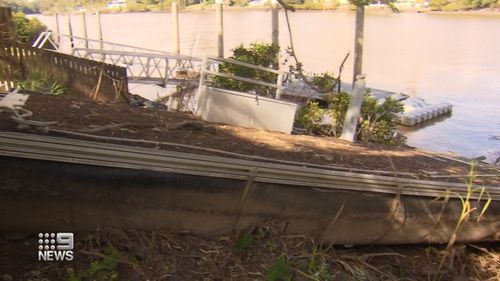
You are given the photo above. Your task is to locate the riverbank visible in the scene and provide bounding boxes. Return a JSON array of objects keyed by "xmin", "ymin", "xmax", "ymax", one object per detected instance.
[
  {"xmin": 1, "ymin": 92, "xmax": 499, "ymax": 185},
  {"xmin": 1, "ymin": 226, "xmax": 499, "ymax": 280},
  {"xmin": 36, "ymin": 3, "xmax": 500, "ymax": 15}
]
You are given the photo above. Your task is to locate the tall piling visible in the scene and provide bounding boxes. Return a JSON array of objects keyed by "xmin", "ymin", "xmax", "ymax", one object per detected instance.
[
  {"xmin": 215, "ymin": 0, "xmax": 224, "ymax": 58},
  {"xmin": 172, "ymin": 2, "xmax": 180, "ymax": 54},
  {"xmin": 352, "ymin": 5, "xmax": 365, "ymax": 86}
]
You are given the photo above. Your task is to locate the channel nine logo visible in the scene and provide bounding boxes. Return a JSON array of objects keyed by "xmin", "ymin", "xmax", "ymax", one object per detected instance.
[{"xmin": 38, "ymin": 232, "xmax": 74, "ymax": 261}]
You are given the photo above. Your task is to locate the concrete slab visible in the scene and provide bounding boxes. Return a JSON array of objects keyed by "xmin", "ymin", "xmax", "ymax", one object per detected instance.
[{"xmin": 0, "ymin": 91, "xmax": 30, "ymax": 109}]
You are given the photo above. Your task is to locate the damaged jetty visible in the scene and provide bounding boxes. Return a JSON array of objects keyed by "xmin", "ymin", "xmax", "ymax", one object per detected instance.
[
  {"xmin": 0, "ymin": 90, "xmax": 499, "ymax": 245},
  {"xmin": 1, "ymin": 7, "xmax": 499, "ymax": 247}
]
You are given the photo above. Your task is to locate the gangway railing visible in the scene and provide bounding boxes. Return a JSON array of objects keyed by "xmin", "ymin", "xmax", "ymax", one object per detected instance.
[
  {"xmin": 200, "ymin": 55, "xmax": 284, "ymax": 99},
  {"xmin": 32, "ymin": 32, "xmax": 203, "ymax": 87}
]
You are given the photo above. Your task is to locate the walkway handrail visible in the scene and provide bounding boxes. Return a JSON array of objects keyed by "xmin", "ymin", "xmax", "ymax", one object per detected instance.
[
  {"xmin": 58, "ymin": 33, "xmax": 169, "ymax": 54},
  {"xmin": 71, "ymin": 48, "xmax": 202, "ymax": 62},
  {"xmin": 201, "ymin": 55, "xmax": 284, "ymax": 99}
]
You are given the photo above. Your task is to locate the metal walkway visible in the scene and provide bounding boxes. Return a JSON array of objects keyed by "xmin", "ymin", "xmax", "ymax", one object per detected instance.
[{"xmin": 33, "ymin": 32, "xmax": 203, "ymax": 87}]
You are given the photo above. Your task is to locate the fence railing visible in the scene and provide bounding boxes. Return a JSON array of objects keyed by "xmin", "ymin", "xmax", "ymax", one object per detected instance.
[
  {"xmin": 33, "ymin": 32, "xmax": 203, "ymax": 87},
  {"xmin": 200, "ymin": 55, "xmax": 284, "ymax": 99},
  {"xmin": 0, "ymin": 44, "xmax": 128, "ymax": 102}
]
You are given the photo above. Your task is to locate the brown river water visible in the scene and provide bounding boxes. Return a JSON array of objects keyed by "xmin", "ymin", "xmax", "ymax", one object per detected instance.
[{"xmin": 34, "ymin": 10, "xmax": 500, "ymax": 161}]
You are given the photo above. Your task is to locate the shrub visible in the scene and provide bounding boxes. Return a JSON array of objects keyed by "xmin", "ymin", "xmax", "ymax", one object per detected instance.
[
  {"xmin": 17, "ymin": 70, "xmax": 66, "ymax": 95},
  {"xmin": 125, "ymin": 2, "xmax": 150, "ymax": 12},
  {"xmin": 212, "ymin": 43, "xmax": 280, "ymax": 98},
  {"xmin": 229, "ymin": 0, "xmax": 250, "ymax": 6},
  {"xmin": 12, "ymin": 12, "xmax": 47, "ymax": 44},
  {"xmin": 292, "ymin": 0, "xmax": 339, "ymax": 10},
  {"xmin": 297, "ymin": 92, "xmax": 406, "ymax": 145}
]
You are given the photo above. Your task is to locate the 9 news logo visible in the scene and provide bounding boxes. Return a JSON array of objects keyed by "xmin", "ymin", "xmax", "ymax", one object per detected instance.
[{"xmin": 37, "ymin": 232, "xmax": 74, "ymax": 261}]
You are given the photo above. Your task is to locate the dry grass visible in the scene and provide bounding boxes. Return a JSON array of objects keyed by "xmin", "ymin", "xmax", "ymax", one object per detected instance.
[{"xmin": 21, "ymin": 225, "xmax": 499, "ymax": 281}]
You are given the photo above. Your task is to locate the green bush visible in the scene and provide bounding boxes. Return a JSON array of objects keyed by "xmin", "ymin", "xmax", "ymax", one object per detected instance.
[
  {"xmin": 429, "ymin": 0, "xmax": 498, "ymax": 10},
  {"xmin": 229, "ymin": 0, "xmax": 250, "ymax": 6},
  {"xmin": 17, "ymin": 70, "xmax": 66, "ymax": 95},
  {"xmin": 212, "ymin": 43, "xmax": 280, "ymax": 98},
  {"xmin": 12, "ymin": 12, "xmax": 47, "ymax": 44},
  {"xmin": 297, "ymin": 92, "xmax": 406, "ymax": 145},
  {"xmin": 292, "ymin": 0, "xmax": 339, "ymax": 10},
  {"xmin": 125, "ymin": 2, "xmax": 150, "ymax": 12}
]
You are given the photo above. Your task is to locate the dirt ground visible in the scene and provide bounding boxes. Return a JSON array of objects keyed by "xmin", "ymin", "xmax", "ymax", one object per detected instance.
[
  {"xmin": 0, "ymin": 93, "xmax": 498, "ymax": 185},
  {"xmin": 0, "ymin": 227, "xmax": 499, "ymax": 281}
]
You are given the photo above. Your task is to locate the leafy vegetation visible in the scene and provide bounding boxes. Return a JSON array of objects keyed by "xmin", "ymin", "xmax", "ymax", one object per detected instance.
[
  {"xmin": 235, "ymin": 230, "xmax": 253, "ymax": 254},
  {"xmin": 290, "ymin": 0, "xmax": 339, "ymax": 10},
  {"xmin": 266, "ymin": 255, "xmax": 292, "ymax": 281},
  {"xmin": 212, "ymin": 42, "xmax": 280, "ymax": 98},
  {"xmin": 68, "ymin": 247, "xmax": 120, "ymax": 281},
  {"xmin": 433, "ymin": 162, "xmax": 492, "ymax": 281},
  {"xmin": 17, "ymin": 69, "xmax": 67, "ymax": 95},
  {"xmin": 12, "ymin": 11, "xmax": 47, "ymax": 44},
  {"xmin": 0, "ymin": 0, "xmax": 41, "ymax": 13},
  {"xmin": 297, "ymin": 92, "xmax": 406, "ymax": 145},
  {"xmin": 429, "ymin": 0, "xmax": 500, "ymax": 10}
]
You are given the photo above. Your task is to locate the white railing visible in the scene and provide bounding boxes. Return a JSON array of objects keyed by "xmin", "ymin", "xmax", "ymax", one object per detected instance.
[
  {"xmin": 199, "ymin": 55, "xmax": 284, "ymax": 99},
  {"xmin": 33, "ymin": 32, "xmax": 203, "ymax": 87}
]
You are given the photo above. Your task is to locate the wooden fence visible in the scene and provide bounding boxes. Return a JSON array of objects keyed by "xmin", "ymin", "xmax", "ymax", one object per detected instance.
[{"xmin": 0, "ymin": 44, "xmax": 128, "ymax": 102}]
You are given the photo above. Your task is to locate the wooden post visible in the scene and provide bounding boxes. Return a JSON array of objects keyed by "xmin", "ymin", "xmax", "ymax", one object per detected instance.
[
  {"xmin": 352, "ymin": 4, "xmax": 365, "ymax": 86},
  {"xmin": 340, "ymin": 74, "xmax": 366, "ymax": 142},
  {"xmin": 54, "ymin": 13, "xmax": 61, "ymax": 45},
  {"xmin": 275, "ymin": 71, "xmax": 283, "ymax": 99},
  {"xmin": 199, "ymin": 55, "xmax": 208, "ymax": 87},
  {"xmin": 271, "ymin": 0, "xmax": 279, "ymax": 47},
  {"xmin": 195, "ymin": 55, "xmax": 209, "ymax": 114},
  {"xmin": 0, "ymin": 6, "xmax": 15, "ymax": 44},
  {"xmin": 215, "ymin": 0, "xmax": 224, "ymax": 57},
  {"xmin": 172, "ymin": 2, "xmax": 180, "ymax": 54},
  {"xmin": 67, "ymin": 14, "xmax": 74, "ymax": 48},
  {"xmin": 81, "ymin": 12, "xmax": 88, "ymax": 48},
  {"xmin": 96, "ymin": 11, "xmax": 103, "ymax": 50}
]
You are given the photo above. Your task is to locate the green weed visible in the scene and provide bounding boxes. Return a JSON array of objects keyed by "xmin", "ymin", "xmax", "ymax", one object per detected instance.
[
  {"xmin": 68, "ymin": 247, "xmax": 120, "ymax": 281},
  {"xmin": 266, "ymin": 255, "xmax": 292, "ymax": 281}
]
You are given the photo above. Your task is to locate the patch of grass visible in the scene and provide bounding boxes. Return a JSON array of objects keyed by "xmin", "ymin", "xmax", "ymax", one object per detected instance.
[
  {"xmin": 267, "ymin": 255, "xmax": 292, "ymax": 281},
  {"xmin": 68, "ymin": 247, "xmax": 120, "ymax": 281},
  {"xmin": 17, "ymin": 70, "xmax": 66, "ymax": 95},
  {"xmin": 235, "ymin": 230, "xmax": 253, "ymax": 254},
  {"xmin": 433, "ymin": 161, "xmax": 492, "ymax": 281}
]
